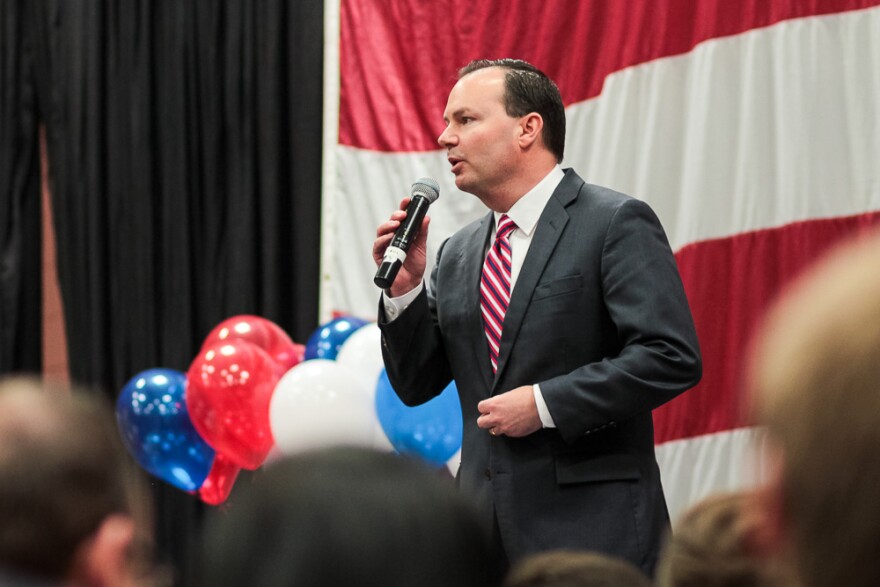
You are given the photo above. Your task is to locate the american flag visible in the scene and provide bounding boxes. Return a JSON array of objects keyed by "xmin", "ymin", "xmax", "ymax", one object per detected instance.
[{"xmin": 322, "ymin": 0, "xmax": 880, "ymax": 520}]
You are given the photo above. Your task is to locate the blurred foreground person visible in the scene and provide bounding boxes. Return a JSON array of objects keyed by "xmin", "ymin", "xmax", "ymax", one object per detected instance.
[
  {"xmin": 503, "ymin": 549, "xmax": 651, "ymax": 587},
  {"xmin": 197, "ymin": 447, "xmax": 493, "ymax": 587},
  {"xmin": 656, "ymin": 491, "xmax": 795, "ymax": 587},
  {"xmin": 0, "ymin": 377, "xmax": 158, "ymax": 587},
  {"xmin": 749, "ymin": 229, "xmax": 880, "ymax": 587}
]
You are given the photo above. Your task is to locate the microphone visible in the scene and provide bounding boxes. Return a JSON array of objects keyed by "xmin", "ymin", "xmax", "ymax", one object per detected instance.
[{"xmin": 374, "ymin": 177, "xmax": 440, "ymax": 289}]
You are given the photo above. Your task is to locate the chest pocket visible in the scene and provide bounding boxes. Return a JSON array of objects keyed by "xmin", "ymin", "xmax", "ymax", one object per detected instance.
[{"xmin": 533, "ymin": 274, "xmax": 583, "ymax": 301}]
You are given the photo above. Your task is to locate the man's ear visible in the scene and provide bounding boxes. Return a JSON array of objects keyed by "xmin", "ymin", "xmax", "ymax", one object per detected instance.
[
  {"xmin": 70, "ymin": 514, "xmax": 137, "ymax": 587},
  {"xmin": 517, "ymin": 112, "xmax": 544, "ymax": 149}
]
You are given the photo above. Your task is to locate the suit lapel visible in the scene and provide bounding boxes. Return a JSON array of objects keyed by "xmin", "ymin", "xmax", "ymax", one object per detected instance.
[{"xmin": 493, "ymin": 171, "xmax": 582, "ymax": 386}]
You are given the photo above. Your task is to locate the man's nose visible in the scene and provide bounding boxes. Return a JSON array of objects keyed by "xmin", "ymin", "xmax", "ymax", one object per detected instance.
[{"xmin": 438, "ymin": 125, "xmax": 456, "ymax": 147}]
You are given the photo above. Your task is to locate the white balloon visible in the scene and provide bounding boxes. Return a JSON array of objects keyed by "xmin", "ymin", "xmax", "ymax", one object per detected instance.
[
  {"xmin": 446, "ymin": 448, "xmax": 462, "ymax": 477},
  {"xmin": 369, "ymin": 410, "xmax": 395, "ymax": 452},
  {"xmin": 335, "ymin": 323, "xmax": 395, "ymax": 452},
  {"xmin": 336, "ymin": 323, "xmax": 383, "ymax": 383},
  {"xmin": 270, "ymin": 359, "xmax": 375, "ymax": 455}
]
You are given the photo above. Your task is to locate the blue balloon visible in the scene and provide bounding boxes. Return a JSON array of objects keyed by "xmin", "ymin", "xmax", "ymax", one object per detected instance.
[
  {"xmin": 304, "ymin": 315, "xmax": 370, "ymax": 361},
  {"xmin": 375, "ymin": 369, "xmax": 463, "ymax": 466},
  {"xmin": 116, "ymin": 368, "xmax": 215, "ymax": 491}
]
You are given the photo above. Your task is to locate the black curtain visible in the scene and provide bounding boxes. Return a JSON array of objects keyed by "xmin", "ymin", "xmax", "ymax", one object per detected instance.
[
  {"xmin": 0, "ymin": 0, "xmax": 43, "ymax": 374},
  {"xmin": 5, "ymin": 0, "xmax": 324, "ymax": 583}
]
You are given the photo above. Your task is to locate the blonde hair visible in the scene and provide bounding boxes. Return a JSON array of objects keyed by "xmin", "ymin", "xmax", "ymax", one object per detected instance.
[
  {"xmin": 504, "ymin": 549, "xmax": 651, "ymax": 587},
  {"xmin": 0, "ymin": 377, "xmax": 158, "ymax": 584},
  {"xmin": 749, "ymin": 229, "xmax": 880, "ymax": 587},
  {"xmin": 656, "ymin": 491, "xmax": 793, "ymax": 587}
]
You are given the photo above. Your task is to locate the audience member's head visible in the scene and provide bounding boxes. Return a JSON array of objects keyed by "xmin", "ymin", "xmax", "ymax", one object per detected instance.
[
  {"xmin": 655, "ymin": 490, "xmax": 794, "ymax": 587},
  {"xmin": 503, "ymin": 549, "xmax": 651, "ymax": 587},
  {"xmin": 197, "ymin": 446, "xmax": 493, "ymax": 587},
  {"xmin": 748, "ymin": 230, "xmax": 880, "ymax": 587},
  {"xmin": 0, "ymin": 377, "xmax": 156, "ymax": 586}
]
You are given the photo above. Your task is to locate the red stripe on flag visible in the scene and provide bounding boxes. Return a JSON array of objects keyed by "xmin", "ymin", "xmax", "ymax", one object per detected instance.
[
  {"xmin": 340, "ymin": 0, "xmax": 880, "ymax": 152},
  {"xmin": 654, "ymin": 211, "xmax": 880, "ymax": 444}
]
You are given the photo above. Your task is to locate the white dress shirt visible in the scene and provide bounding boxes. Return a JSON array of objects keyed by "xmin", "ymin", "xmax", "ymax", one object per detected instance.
[{"xmin": 383, "ymin": 165, "xmax": 566, "ymax": 427}]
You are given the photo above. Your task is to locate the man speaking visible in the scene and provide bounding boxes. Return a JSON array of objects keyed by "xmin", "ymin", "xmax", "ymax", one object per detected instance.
[{"xmin": 372, "ymin": 59, "xmax": 702, "ymax": 580}]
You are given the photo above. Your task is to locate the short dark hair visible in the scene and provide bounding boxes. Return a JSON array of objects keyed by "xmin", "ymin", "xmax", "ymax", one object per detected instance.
[
  {"xmin": 198, "ymin": 447, "xmax": 493, "ymax": 587},
  {"xmin": 459, "ymin": 58, "xmax": 566, "ymax": 163}
]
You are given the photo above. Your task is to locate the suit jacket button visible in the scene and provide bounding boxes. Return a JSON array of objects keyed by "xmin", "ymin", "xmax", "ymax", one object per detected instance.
[{"xmin": 485, "ymin": 468, "xmax": 491, "ymax": 479}]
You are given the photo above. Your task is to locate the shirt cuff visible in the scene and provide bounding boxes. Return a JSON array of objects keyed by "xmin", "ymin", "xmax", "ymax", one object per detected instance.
[
  {"xmin": 382, "ymin": 282, "xmax": 424, "ymax": 322},
  {"xmin": 533, "ymin": 383, "xmax": 556, "ymax": 428}
]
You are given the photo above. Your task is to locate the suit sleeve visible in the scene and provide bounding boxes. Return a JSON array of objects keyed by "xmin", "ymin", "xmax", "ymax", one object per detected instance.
[
  {"xmin": 377, "ymin": 243, "xmax": 453, "ymax": 407},
  {"xmin": 539, "ymin": 198, "xmax": 702, "ymax": 444}
]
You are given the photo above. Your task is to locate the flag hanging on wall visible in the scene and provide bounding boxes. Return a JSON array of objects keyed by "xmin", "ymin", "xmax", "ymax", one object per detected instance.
[{"xmin": 323, "ymin": 0, "xmax": 880, "ymax": 520}]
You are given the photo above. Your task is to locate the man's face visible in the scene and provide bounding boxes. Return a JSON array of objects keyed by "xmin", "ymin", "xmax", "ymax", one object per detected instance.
[{"xmin": 438, "ymin": 67, "xmax": 522, "ymax": 200}]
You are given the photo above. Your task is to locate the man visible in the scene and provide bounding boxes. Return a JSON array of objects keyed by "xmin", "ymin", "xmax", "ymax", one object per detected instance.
[
  {"xmin": 373, "ymin": 59, "xmax": 702, "ymax": 577},
  {"xmin": 748, "ymin": 229, "xmax": 880, "ymax": 587},
  {"xmin": 0, "ymin": 377, "xmax": 156, "ymax": 586}
]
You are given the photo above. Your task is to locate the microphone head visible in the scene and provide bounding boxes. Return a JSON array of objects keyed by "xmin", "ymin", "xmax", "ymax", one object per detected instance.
[{"xmin": 411, "ymin": 177, "xmax": 440, "ymax": 203}]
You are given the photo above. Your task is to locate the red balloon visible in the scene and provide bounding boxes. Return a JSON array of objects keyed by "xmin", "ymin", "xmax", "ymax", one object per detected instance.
[
  {"xmin": 202, "ymin": 315, "xmax": 302, "ymax": 376},
  {"xmin": 275, "ymin": 342, "xmax": 306, "ymax": 373},
  {"xmin": 263, "ymin": 328, "xmax": 303, "ymax": 374},
  {"xmin": 186, "ymin": 339, "xmax": 279, "ymax": 469},
  {"xmin": 198, "ymin": 453, "xmax": 241, "ymax": 506}
]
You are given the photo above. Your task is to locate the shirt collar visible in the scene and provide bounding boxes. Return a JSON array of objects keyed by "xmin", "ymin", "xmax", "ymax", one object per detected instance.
[{"xmin": 493, "ymin": 165, "xmax": 565, "ymax": 236}]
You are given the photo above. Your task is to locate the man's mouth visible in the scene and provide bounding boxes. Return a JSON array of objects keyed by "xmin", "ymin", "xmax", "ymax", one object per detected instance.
[{"xmin": 448, "ymin": 156, "xmax": 464, "ymax": 174}]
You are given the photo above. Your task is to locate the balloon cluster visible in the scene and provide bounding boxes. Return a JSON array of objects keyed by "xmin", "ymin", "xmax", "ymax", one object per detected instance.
[{"xmin": 115, "ymin": 315, "xmax": 462, "ymax": 505}]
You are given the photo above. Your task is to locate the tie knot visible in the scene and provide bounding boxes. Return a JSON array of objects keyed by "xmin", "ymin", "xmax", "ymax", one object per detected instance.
[{"xmin": 496, "ymin": 215, "xmax": 516, "ymax": 240}]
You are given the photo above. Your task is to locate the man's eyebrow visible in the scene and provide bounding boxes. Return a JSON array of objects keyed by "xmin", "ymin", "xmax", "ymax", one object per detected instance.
[{"xmin": 444, "ymin": 108, "xmax": 471, "ymax": 123}]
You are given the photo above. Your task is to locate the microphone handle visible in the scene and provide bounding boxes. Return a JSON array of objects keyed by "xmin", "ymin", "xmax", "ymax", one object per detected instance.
[
  {"xmin": 374, "ymin": 258, "xmax": 402, "ymax": 290},
  {"xmin": 374, "ymin": 195, "xmax": 431, "ymax": 290},
  {"xmin": 389, "ymin": 195, "xmax": 431, "ymax": 250}
]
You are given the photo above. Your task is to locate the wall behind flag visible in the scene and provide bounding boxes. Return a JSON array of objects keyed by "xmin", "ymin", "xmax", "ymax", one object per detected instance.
[{"xmin": 325, "ymin": 0, "xmax": 880, "ymax": 521}]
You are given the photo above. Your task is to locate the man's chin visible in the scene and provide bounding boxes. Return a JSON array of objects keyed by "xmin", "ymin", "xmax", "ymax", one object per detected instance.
[{"xmin": 452, "ymin": 174, "xmax": 472, "ymax": 192}]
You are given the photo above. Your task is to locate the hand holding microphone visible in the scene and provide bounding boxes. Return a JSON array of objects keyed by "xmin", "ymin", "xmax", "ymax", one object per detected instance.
[{"xmin": 373, "ymin": 178, "xmax": 440, "ymax": 292}]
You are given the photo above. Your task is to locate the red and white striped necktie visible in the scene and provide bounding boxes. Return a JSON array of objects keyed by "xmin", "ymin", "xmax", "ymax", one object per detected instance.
[{"xmin": 480, "ymin": 214, "xmax": 517, "ymax": 373}]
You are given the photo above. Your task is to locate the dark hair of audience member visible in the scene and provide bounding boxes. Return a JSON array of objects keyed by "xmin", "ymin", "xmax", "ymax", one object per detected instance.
[{"xmin": 197, "ymin": 446, "xmax": 494, "ymax": 587}]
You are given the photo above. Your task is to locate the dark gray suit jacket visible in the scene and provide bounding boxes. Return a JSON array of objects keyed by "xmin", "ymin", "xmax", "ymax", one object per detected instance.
[{"xmin": 379, "ymin": 169, "xmax": 701, "ymax": 575}]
